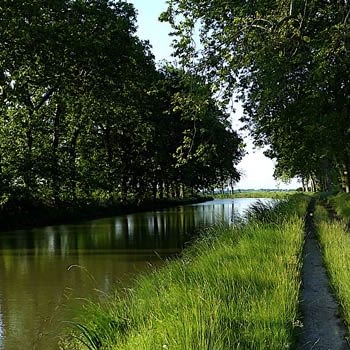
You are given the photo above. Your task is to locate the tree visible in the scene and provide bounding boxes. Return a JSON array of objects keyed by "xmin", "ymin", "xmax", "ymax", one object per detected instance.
[
  {"xmin": 151, "ymin": 65, "xmax": 243, "ymax": 197},
  {"xmin": 0, "ymin": 0, "xmax": 244, "ymax": 212},
  {"xmin": 162, "ymin": 0, "xmax": 350, "ymax": 191},
  {"xmin": 0, "ymin": 0, "xmax": 156, "ymax": 205}
]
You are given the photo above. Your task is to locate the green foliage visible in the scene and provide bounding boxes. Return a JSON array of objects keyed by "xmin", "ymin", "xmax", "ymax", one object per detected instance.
[
  {"xmin": 245, "ymin": 194, "xmax": 310, "ymax": 223},
  {"xmin": 0, "ymin": 0, "xmax": 243, "ymax": 211},
  {"xmin": 63, "ymin": 195, "xmax": 308, "ymax": 349},
  {"xmin": 162, "ymin": 0, "xmax": 350, "ymax": 192},
  {"xmin": 155, "ymin": 66, "xmax": 243, "ymax": 194},
  {"xmin": 328, "ymin": 193, "xmax": 350, "ymax": 219}
]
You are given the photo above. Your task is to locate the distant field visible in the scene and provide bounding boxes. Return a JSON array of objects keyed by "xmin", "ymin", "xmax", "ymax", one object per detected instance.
[{"xmin": 214, "ymin": 191, "xmax": 298, "ymax": 199}]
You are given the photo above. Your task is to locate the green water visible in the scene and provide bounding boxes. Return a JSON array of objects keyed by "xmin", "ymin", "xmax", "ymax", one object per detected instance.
[{"xmin": 0, "ymin": 198, "xmax": 267, "ymax": 349}]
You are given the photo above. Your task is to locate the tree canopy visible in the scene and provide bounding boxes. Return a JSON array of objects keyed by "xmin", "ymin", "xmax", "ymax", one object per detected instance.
[
  {"xmin": 0, "ymin": 0, "xmax": 243, "ymax": 210},
  {"xmin": 161, "ymin": 0, "xmax": 350, "ymax": 191}
]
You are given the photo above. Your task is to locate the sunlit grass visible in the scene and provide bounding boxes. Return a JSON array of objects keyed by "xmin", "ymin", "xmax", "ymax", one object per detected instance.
[
  {"xmin": 62, "ymin": 196, "xmax": 309, "ymax": 350},
  {"xmin": 314, "ymin": 204, "xmax": 350, "ymax": 332},
  {"xmin": 214, "ymin": 191, "xmax": 297, "ymax": 199}
]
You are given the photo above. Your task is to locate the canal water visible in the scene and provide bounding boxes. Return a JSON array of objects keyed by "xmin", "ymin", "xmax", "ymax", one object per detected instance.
[{"xmin": 0, "ymin": 198, "xmax": 270, "ymax": 350}]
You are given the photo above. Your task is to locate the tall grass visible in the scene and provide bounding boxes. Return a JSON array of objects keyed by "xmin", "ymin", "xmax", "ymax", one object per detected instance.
[
  {"xmin": 314, "ymin": 204, "xmax": 350, "ymax": 331},
  {"xmin": 62, "ymin": 196, "xmax": 309, "ymax": 350},
  {"xmin": 328, "ymin": 192, "xmax": 350, "ymax": 219},
  {"xmin": 245, "ymin": 195, "xmax": 307, "ymax": 223}
]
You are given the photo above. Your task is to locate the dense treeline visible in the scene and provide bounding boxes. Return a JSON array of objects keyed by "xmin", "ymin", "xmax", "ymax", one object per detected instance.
[
  {"xmin": 162, "ymin": 0, "xmax": 350, "ymax": 192},
  {"xmin": 0, "ymin": 0, "xmax": 243, "ymax": 212}
]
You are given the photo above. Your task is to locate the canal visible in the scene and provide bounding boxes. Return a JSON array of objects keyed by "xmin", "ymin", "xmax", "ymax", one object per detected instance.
[{"xmin": 0, "ymin": 198, "xmax": 270, "ymax": 349}]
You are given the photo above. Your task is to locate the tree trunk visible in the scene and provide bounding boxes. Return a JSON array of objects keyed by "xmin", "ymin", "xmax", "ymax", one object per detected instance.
[
  {"xmin": 344, "ymin": 168, "xmax": 350, "ymax": 193},
  {"xmin": 24, "ymin": 126, "xmax": 33, "ymax": 193},
  {"xmin": 301, "ymin": 177, "xmax": 307, "ymax": 192},
  {"xmin": 165, "ymin": 181, "xmax": 170, "ymax": 198},
  {"xmin": 152, "ymin": 181, "xmax": 157, "ymax": 201},
  {"xmin": 321, "ymin": 159, "xmax": 331, "ymax": 192},
  {"xmin": 121, "ymin": 175, "xmax": 128, "ymax": 204},
  {"xmin": 52, "ymin": 101, "xmax": 64, "ymax": 204},
  {"xmin": 69, "ymin": 128, "xmax": 80, "ymax": 201},
  {"xmin": 311, "ymin": 176, "xmax": 317, "ymax": 193},
  {"xmin": 159, "ymin": 181, "xmax": 164, "ymax": 199}
]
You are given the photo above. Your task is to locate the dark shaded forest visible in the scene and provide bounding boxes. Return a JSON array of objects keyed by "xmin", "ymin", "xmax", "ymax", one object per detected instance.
[{"xmin": 0, "ymin": 0, "xmax": 243, "ymax": 218}]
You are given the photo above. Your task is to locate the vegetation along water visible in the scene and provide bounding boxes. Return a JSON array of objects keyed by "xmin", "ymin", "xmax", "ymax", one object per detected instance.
[
  {"xmin": 313, "ymin": 193, "xmax": 350, "ymax": 339},
  {"xmin": 0, "ymin": 198, "xmax": 264, "ymax": 350},
  {"xmin": 1, "ymin": 1, "xmax": 350, "ymax": 349},
  {"xmin": 63, "ymin": 195, "xmax": 309, "ymax": 350}
]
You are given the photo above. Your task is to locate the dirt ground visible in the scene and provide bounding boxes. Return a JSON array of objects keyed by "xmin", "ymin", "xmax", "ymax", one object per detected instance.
[{"xmin": 297, "ymin": 208, "xmax": 349, "ymax": 350}]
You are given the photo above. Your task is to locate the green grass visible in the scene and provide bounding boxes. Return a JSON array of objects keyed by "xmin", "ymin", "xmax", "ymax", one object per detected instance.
[
  {"xmin": 62, "ymin": 195, "xmax": 309, "ymax": 350},
  {"xmin": 329, "ymin": 192, "xmax": 350, "ymax": 219},
  {"xmin": 214, "ymin": 191, "xmax": 298, "ymax": 199},
  {"xmin": 314, "ymin": 204, "xmax": 350, "ymax": 332}
]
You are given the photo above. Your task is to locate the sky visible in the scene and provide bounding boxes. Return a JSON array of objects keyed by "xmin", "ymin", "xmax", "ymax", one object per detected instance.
[{"xmin": 128, "ymin": 0, "xmax": 300, "ymax": 190}]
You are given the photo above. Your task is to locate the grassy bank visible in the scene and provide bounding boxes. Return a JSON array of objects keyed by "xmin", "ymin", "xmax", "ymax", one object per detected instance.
[
  {"xmin": 314, "ymin": 204, "xmax": 350, "ymax": 333},
  {"xmin": 63, "ymin": 195, "xmax": 308, "ymax": 350}
]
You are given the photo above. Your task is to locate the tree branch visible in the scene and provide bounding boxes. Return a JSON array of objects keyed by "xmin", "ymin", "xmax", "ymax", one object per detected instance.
[
  {"xmin": 34, "ymin": 85, "xmax": 57, "ymax": 111},
  {"xmin": 344, "ymin": 8, "xmax": 350, "ymax": 24}
]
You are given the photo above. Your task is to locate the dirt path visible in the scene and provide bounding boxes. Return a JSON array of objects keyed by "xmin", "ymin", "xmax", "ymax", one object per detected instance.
[{"xmin": 297, "ymin": 202, "xmax": 348, "ymax": 350}]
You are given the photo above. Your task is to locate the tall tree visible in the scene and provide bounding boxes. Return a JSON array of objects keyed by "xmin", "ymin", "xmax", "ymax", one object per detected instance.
[
  {"xmin": 151, "ymin": 66, "xmax": 243, "ymax": 197},
  {"xmin": 0, "ymin": 0, "xmax": 245, "ymax": 212},
  {"xmin": 0, "ymin": 0, "xmax": 157, "ymax": 205},
  {"xmin": 162, "ymin": 0, "xmax": 350, "ymax": 191}
]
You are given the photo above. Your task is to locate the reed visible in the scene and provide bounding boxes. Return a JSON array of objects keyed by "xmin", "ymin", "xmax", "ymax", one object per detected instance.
[{"xmin": 62, "ymin": 196, "xmax": 308, "ymax": 350}]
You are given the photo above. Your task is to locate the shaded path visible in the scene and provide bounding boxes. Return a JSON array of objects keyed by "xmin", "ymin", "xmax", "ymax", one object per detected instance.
[{"xmin": 298, "ymin": 201, "xmax": 348, "ymax": 350}]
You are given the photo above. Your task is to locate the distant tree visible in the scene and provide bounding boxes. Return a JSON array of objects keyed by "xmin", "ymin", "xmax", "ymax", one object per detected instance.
[{"xmin": 151, "ymin": 66, "xmax": 243, "ymax": 197}]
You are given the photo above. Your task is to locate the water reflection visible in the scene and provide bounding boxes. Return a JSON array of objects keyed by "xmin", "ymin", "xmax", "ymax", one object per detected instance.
[
  {"xmin": 0, "ymin": 302, "xmax": 3, "ymax": 350},
  {"xmin": 0, "ymin": 198, "xmax": 270, "ymax": 350}
]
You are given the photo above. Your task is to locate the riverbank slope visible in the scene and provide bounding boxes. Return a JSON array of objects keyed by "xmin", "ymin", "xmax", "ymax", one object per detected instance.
[{"xmin": 62, "ymin": 195, "xmax": 308, "ymax": 349}]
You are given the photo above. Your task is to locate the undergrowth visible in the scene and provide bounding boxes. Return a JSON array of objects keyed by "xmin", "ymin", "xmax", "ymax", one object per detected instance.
[{"xmin": 328, "ymin": 192, "xmax": 350, "ymax": 220}]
